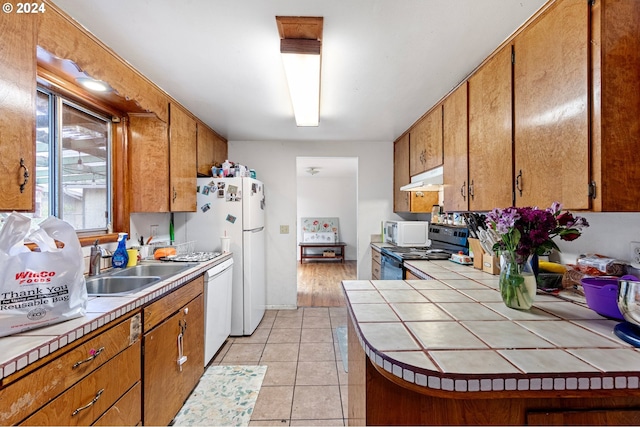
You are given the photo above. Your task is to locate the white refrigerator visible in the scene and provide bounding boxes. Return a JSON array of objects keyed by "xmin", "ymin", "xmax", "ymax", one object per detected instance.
[{"xmin": 179, "ymin": 177, "xmax": 266, "ymax": 336}]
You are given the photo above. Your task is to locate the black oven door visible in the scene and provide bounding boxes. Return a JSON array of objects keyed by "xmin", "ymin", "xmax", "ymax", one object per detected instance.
[{"xmin": 381, "ymin": 253, "xmax": 404, "ymax": 280}]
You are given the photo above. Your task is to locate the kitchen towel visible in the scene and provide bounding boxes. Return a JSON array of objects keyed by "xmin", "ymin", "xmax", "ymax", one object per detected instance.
[{"xmin": 172, "ymin": 365, "xmax": 267, "ymax": 426}]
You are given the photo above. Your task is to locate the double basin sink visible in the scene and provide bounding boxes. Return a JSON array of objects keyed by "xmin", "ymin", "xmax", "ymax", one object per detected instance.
[{"xmin": 86, "ymin": 263, "xmax": 198, "ymax": 296}]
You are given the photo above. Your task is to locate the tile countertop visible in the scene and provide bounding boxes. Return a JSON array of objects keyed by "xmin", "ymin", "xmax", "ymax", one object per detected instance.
[
  {"xmin": 0, "ymin": 253, "xmax": 232, "ymax": 381},
  {"xmin": 343, "ymin": 259, "xmax": 640, "ymax": 395}
]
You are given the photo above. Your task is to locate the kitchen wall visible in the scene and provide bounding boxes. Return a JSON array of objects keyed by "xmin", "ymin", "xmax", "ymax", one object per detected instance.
[
  {"xmin": 229, "ymin": 140, "xmax": 400, "ymax": 309},
  {"xmin": 553, "ymin": 212, "xmax": 640, "ymax": 266},
  {"xmin": 297, "ymin": 168, "xmax": 357, "ymax": 260}
]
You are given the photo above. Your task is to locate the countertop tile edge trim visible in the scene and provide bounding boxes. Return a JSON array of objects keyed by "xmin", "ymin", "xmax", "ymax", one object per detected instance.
[
  {"xmin": 0, "ymin": 256, "xmax": 228, "ymax": 380},
  {"xmin": 344, "ymin": 282, "xmax": 640, "ymax": 393}
]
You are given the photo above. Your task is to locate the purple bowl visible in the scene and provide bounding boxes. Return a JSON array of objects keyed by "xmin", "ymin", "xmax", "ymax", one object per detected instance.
[{"xmin": 580, "ymin": 277, "xmax": 624, "ymax": 320}]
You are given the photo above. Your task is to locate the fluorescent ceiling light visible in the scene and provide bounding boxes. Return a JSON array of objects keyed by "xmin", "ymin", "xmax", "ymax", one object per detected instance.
[
  {"xmin": 276, "ymin": 16, "xmax": 323, "ymax": 127},
  {"xmin": 281, "ymin": 48, "xmax": 321, "ymax": 127}
]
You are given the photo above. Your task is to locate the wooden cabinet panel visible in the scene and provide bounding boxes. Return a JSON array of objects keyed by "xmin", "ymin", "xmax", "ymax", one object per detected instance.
[
  {"xmin": 169, "ymin": 103, "xmax": 197, "ymax": 212},
  {"xmin": 0, "ymin": 10, "xmax": 35, "ymax": 211},
  {"xmin": 591, "ymin": 0, "xmax": 640, "ymax": 211},
  {"xmin": 197, "ymin": 123, "xmax": 228, "ymax": 176},
  {"xmin": 371, "ymin": 247, "xmax": 381, "ymax": 280},
  {"xmin": 0, "ymin": 314, "xmax": 140, "ymax": 426},
  {"xmin": 92, "ymin": 381, "xmax": 142, "ymax": 426},
  {"xmin": 410, "ymin": 106, "xmax": 443, "ymax": 176},
  {"xmin": 513, "ymin": 0, "xmax": 589, "ymax": 209},
  {"xmin": 468, "ymin": 45, "xmax": 514, "ymax": 211},
  {"xmin": 129, "ymin": 114, "xmax": 170, "ymax": 212},
  {"xmin": 21, "ymin": 341, "xmax": 141, "ymax": 426},
  {"xmin": 144, "ymin": 276, "xmax": 204, "ymax": 332},
  {"xmin": 393, "ymin": 134, "xmax": 411, "ymax": 212},
  {"xmin": 143, "ymin": 293, "xmax": 205, "ymax": 426},
  {"xmin": 443, "ymin": 83, "xmax": 469, "ymax": 212},
  {"xmin": 527, "ymin": 408, "xmax": 640, "ymax": 426}
]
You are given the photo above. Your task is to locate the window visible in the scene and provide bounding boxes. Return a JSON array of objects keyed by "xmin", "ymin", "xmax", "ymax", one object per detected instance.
[{"xmin": 31, "ymin": 87, "xmax": 112, "ymax": 232}]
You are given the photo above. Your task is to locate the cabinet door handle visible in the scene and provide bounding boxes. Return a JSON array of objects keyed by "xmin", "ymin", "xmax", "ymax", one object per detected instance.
[
  {"xmin": 72, "ymin": 388, "xmax": 104, "ymax": 416},
  {"xmin": 19, "ymin": 158, "xmax": 29, "ymax": 193},
  {"xmin": 172, "ymin": 186, "xmax": 177, "ymax": 203},
  {"xmin": 72, "ymin": 347, "xmax": 105, "ymax": 369},
  {"xmin": 515, "ymin": 169, "xmax": 523, "ymax": 197},
  {"xmin": 460, "ymin": 181, "xmax": 466, "ymax": 201},
  {"xmin": 469, "ymin": 180, "xmax": 475, "ymax": 200}
]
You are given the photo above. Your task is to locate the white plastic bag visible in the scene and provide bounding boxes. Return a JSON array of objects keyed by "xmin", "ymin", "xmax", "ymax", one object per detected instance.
[{"xmin": 0, "ymin": 213, "xmax": 87, "ymax": 337}]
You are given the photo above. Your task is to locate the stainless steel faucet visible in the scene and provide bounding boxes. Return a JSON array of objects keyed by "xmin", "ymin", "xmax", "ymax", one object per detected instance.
[{"xmin": 89, "ymin": 240, "xmax": 111, "ymax": 276}]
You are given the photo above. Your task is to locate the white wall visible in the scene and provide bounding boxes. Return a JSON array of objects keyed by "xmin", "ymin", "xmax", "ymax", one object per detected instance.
[
  {"xmin": 553, "ymin": 212, "xmax": 640, "ymax": 266},
  {"xmin": 297, "ymin": 173, "xmax": 357, "ymax": 260},
  {"xmin": 229, "ymin": 140, "xmax": 399, "ymax": 309}
]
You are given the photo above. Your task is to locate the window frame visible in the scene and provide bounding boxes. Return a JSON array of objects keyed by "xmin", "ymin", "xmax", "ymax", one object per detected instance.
[
  {"xmin": 37, "ymin": 86, "xmax": 113, "ymax": 233},
  {"xmin": 36, "ymin": 71, "xmax": 129, "ymax": 246}
]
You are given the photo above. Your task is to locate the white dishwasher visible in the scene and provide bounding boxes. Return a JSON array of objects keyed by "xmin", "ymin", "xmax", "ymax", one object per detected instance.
[{"xmin": 204, "ymin": 257, "xmax": 234, "ymax": 366}]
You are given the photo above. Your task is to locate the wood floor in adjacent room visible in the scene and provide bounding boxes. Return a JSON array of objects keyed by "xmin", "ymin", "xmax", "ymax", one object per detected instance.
[{"xmin": 297, "ymin": 260, "xmax": 356, "ymax": 307}]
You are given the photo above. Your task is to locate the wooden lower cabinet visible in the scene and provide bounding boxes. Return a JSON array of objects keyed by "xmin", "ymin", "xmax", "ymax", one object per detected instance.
[
  {"xmin": 371, "ymin": 248, "xmax": 381, "ymax": 279},
  {"xmin": 93, "ymin": 382, "xmax": 142, "ymax": 426},
  {"xmin": 21, "ymin": 341, "xmax": 141, "ymax": 426},
  {"xmin": 348, "ymin": 315, "xmax": 640, "ymax": 426},
  {"xmin": 143, "ymin": 279, "xmax": 205, "ymax": 426},
  {"xmin": 0, "ymin": 314, "xmax": 141, "ymax": 426}
]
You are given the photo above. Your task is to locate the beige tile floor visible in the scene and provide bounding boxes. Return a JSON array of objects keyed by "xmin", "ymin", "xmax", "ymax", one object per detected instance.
[{"xmin": 211, "ymin": 307, "xmax": 349, "ymax": 426}]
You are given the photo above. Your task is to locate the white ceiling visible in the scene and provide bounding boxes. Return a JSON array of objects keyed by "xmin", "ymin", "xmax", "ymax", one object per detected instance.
[{"xmin": 51, "ymin": 0, "xmax": 546, "ymax": 144}]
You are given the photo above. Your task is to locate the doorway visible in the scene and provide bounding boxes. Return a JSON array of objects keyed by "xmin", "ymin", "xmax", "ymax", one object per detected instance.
[{"xmin": 296, "ymin": 157, "xmax": 358, "ymax": 307}]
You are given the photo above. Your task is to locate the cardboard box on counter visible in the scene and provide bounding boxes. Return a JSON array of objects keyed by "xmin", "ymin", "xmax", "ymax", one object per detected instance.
[{"xmin": 483, "ymin": 253, "xmax": 500, "ymax": 275}]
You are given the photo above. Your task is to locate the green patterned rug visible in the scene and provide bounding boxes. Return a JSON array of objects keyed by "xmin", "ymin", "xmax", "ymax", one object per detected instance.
[{"xmin": 172, "ymin": 365, "xmax": 267, "ymax": 426}]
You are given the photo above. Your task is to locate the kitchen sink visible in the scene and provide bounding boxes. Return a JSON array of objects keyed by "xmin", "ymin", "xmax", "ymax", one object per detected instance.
[
  {"xmin": 109, "ymin": 263, "xmax": 197, "ymax": 279},
  {"xmin": 85, "ymin": 276, "xmax": 162, "ymax": 296}
]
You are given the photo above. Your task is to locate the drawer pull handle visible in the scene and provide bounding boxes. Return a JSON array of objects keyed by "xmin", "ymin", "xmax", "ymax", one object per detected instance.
[
  {"xmin": 72, "ymin": 388, "xmax": 104, "ymax": 416},
  {"xmin": 72, "ymin": 347, "xmax": 105, "ymax": 369},
  {"xmin": 19, "ymin": 158, "xmax": 29, "ymax": 193}
]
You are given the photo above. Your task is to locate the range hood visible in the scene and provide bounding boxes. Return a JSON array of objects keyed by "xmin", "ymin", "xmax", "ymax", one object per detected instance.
[{"xmin": 400, "ymin": 166, "xmax": 443, "ymax": 192}]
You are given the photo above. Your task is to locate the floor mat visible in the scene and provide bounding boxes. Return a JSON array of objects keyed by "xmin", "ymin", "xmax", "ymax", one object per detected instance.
[
  {"xmin": 172, "ymin": 365, "xmax": 267, "ymax": 426},
  {"xmin": 336, "ymin": 325, "xmax": 348, "ymax": 372}
]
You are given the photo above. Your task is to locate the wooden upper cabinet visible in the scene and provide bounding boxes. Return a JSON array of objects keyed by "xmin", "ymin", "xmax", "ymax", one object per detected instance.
[
  {"xmin": 393, "ymin": 134, "xmax": 411, "ymax": 212},
  {"xmin": 591, "ymin": 0, "xmax": 640, "ymax": 212},
  {"xmin": 0, "ymin": 12, "xmax": 35, "ymax": 211},
  {"xmin": 196, "ymin": 122, "xmax": 228, "ymax": 176},
  {"xmin": 468, "ymin": 44, "xmax": 514, "ymax": 211},
  {"xmin": 409, "ymin": 106, "xmax": 443, "ymax": 176},
  {"xmin": 129, "ymin": 114, "xmax": 170, "ymax": 212},
  {"xmin": 442, "ymin": 83, "xmax": 468, "ymax": 212},
  {"xmin": 169, "ymin": 103, "xmax": 197, "ymax": 212},
  {"xmin": 513, "ymin": 0, "xmax": 589, "ymax": 209}
]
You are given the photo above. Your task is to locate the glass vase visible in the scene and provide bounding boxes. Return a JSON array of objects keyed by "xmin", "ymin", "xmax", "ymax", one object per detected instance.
[{"xmin": 499, "ymin": 252, "xmax": 536, "ymax": 310}]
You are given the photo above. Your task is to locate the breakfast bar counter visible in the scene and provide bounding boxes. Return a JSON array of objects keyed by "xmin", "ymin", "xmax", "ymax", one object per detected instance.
[{"xmin": 344, "ymin": 259, "xmax": 640, "ymax": 425}]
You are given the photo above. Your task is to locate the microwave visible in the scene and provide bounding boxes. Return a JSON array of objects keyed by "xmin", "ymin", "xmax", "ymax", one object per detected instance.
[{"xmin": 384, "ymin": 221, "xmax": 430, "ymax": 247}]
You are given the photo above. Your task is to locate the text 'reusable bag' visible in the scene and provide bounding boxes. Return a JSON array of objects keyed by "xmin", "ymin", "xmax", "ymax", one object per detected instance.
[{"xmin": 0, "ymin": 213, "xmax": 87, "ymax": 337}]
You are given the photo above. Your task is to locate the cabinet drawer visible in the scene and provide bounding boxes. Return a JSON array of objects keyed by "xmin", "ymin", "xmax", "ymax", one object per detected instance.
[
  {"xmin": 21, "ymin": 341, "xmax": 141, "ymax": 426},
  {"xmin": 372, "ymin": 249, "xmax": 381, "ymax": 265},
  {"xmin": 0, "ymin": 313, "xmax": 141, "ymax": 426},
  {"xmin": 92, "ymin": 381, "xmax": 141, "ymax": 426},
  {"xmin": 144, "ymin": 275, "xmax": 204, "ymax": 331},
  {"xmin": 371, "ymin": 261, "xmax": 380, "ymax": 280}
]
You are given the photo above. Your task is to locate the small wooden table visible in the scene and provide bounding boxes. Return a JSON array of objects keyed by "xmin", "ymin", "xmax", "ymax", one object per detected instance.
[{"xmin": 299, "ymin": 242, "xmax": 346, "ymax": 263}]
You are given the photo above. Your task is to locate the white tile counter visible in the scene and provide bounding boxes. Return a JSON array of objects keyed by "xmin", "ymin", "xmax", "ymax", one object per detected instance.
[
  {"xmin": 343, "ymin": 259, "xmax": 640, "ymax": 394},
  {"xmin": 0, "ymin": 254, "xmax": 232, "ymax": 381}
]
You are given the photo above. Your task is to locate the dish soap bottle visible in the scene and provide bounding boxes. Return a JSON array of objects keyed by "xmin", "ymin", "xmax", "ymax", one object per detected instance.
[{"xmin": 112, "ymin": 233, "xmax": 129, "ymax": 268}]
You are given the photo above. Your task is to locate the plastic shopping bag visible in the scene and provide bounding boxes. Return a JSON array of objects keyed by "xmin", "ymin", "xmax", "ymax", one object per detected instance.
[{"xmin": 0, "ymin": 213, "xmax": 87, "ymax": 337}]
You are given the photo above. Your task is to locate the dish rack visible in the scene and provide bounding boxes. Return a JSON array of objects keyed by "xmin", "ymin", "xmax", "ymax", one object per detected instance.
[{"xmin": 148, "ymin": 241, "xmax": 196, "ymax": 257}]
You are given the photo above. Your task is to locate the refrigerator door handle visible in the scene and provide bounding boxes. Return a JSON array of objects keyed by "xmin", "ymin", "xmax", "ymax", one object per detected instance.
[{"xmin": 247, "ymin": 227, "xmax": 265, "ymax": 233}]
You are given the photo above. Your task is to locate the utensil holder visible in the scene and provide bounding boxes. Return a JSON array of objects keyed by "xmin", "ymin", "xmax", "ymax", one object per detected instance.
[{"xmin": 468, "ymin": 238, "xmax": 485, "ymax": 270}]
